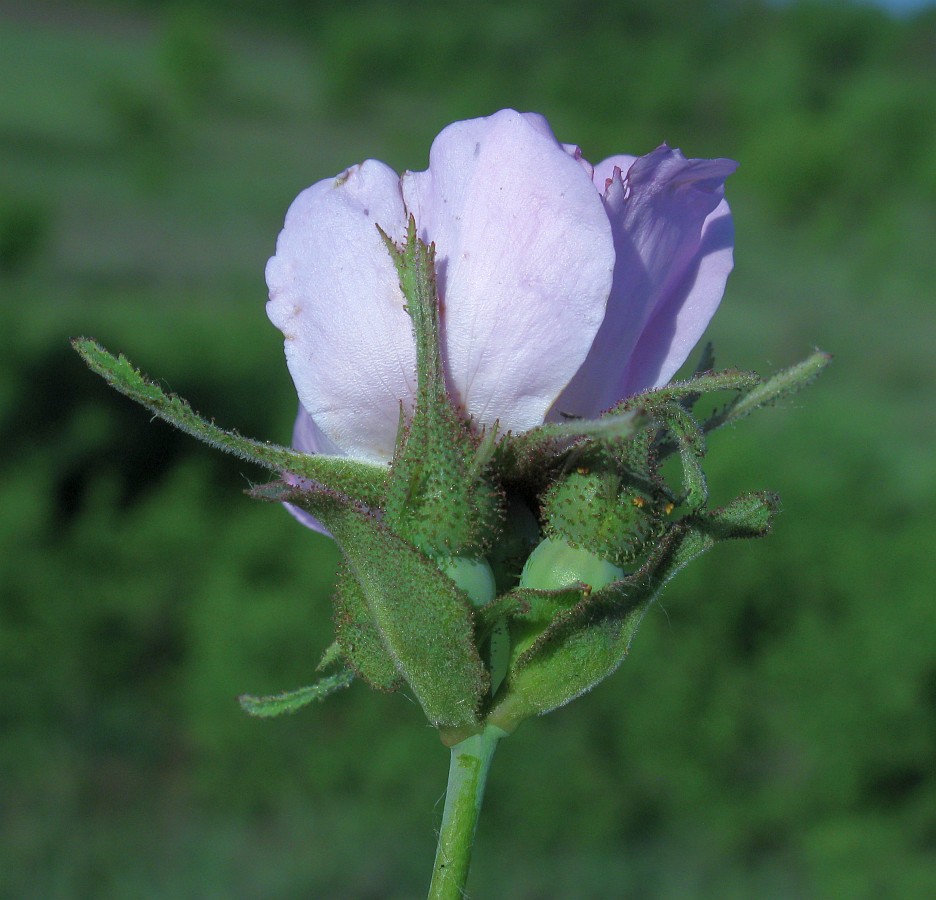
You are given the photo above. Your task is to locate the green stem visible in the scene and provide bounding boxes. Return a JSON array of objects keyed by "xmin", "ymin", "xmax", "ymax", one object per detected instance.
[{"xmin": 428, "ymin": 725, "xmax": 505, "ymax": 899}]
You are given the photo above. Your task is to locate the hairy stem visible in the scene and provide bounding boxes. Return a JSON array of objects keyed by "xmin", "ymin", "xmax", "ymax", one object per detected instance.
[{"xmin": 428, "ymin": 726, "xmax": 505, "ymax": 899}]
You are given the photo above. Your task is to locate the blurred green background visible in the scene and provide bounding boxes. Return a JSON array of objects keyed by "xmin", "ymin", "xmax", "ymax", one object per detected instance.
[{"xmin": 2, "ymin": 0, "xmax": 935, "ymax": 896}]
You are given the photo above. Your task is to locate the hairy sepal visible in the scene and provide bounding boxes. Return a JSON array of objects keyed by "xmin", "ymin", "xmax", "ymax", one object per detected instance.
[
  {"xmin": 488, "ymin": 491, "xmax": 780, "ymax": 730},
  {"xmin": 72, "ymin": 338, "xmax": 386, "ymax": 504},
  {"xmin": 251, "ymin": 480, "xmax": 487, "ymax": 729}
]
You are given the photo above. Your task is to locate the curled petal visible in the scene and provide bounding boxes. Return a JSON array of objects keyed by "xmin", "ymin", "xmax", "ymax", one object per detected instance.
[
  {"xmin": 620, "ymin": 197, "xmax": 734, "ymax": 396},
  {"xmin": 266, "ymin": 160, "xmax": 414, "ymax": 463},
  {"xmin": 553, "ymin": 147, "xmax": 737, "ymax": 418},
  {"xmin": 401, "ymin": 109, "xmax": 615, "ymax": 434},
  {"xmin": 282, "ymin": 406, "xmax": 342, "ymax": 536}
]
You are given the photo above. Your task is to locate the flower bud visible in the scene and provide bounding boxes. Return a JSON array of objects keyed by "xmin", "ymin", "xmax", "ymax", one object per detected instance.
[
  {"xmin": 487, "ymin": 497, "xmax": 541, "ymax": 593},
  {"xmin": 542, "ymin": 468, "xmax": 668, "ymax": 568},
  {"xmin": 438, "ymin": 556, "xmax": 497, "ymax": 608},
  {"xmin": 519, "ymin": 536, "xmax": 624, "ymax": 592}
]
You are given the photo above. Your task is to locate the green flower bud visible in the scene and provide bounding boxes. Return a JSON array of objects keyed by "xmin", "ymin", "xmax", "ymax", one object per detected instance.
[
  {"xmin": 439, "ymin": 556, "xmax": 497, "ymax": 608},
  {"xmin": 543, "ymin": 469, "xmax": 667, "ymax": 568},
  {"xmin": 487, "ymin": 496, "xmax": 541, "ymax": 593},
  {"xmin": 519, "ymin": 536, "xmax": 624, "ymax": 592}
]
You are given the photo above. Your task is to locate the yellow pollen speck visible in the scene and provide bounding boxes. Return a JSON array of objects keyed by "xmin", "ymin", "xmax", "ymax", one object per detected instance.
[
  {"xmin": 664, "ymin": 502, "xmax": 675, "ymax": 515},
  {"xmin": 631, "ymin": 496, "xmax": 645, "ymax": 509},
  {"xmin": 576, "ymin": 467, "xmax": 590, "ymax": 475}
]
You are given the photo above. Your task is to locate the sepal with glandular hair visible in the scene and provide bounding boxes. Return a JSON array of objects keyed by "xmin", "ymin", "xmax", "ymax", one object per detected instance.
[
  {"xmin": 540, "ymin": 466, "xmax": 669, "ymax": 569},
  {"xmin": 250, "ymin": 479, "xmax": 488, "ymax": 729},
  {"xmin": 238, "ymin": 671, "xmax": 354, "ymax": 717},
  {"xmin": 703, "ymin": 350, "xmax": 832, "ymax": 432},
  {"xmin": 493, "ymin": 408, "xmax": 646, "ymax": 485},
  {"xmin": 332, "ymin": 563, "xmax": 404, "ymax": 691},
  {"xmin": 238, "ymin": 641, "xmax": 353, "ymax": 717},
  {"xmin": 487, "ymin": 491, "xmax": 781, "ymax": 731},
  {"xmin": 379, "ymin": 217, "xmax": 502, "ymax": 561},
  {"xmin": 70, "ymin": 338, "xmax": 387, "ymax": 505},
  {"xmin": 475, "ymin": 348, "xmax": 801, "ymax": 732},
  {"xmin": 409, "ymin": 339, "xmax": 776, "ymax": 733}
]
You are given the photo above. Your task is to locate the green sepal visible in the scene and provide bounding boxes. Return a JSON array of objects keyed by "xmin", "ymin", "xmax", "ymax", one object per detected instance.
[
  {"xmin": 704, "ymin": 350, "xmax": 832, "ymax": 433},
  {"xmin": 315, "ymin": 640, "xmax": 344, "ymax": 672},
  {"xmin": 493, "ymin": 365, "xmax": 755, "ymax": 486},
  {"xmin": 631, "ymin": 368, "xmax": 760, "ymax": 411},
  {"xmin": 71, "ymin": 338, "xmax": 387, "ymax": 505},
  {"xmin": 514, "ymin": 521, "xmax": 715, "ymax": 674},
  {"xmin": 651, "ymin": 401, "xmax": 708, "ymax": 510},
  {"xmin": 541, "ymin": 467, "xmax": 667, "ymax": 568},
  {"xmin": 487, "ymin": 523, "xmax": 709, "ymax": 730},
  {"xmin": 238, "ymin": 669, "xmax": 354, "ymax": 718},
  {"xmin": 378, "ymin": 218, "xmax": 501, "ymax": 557},
  {"xmin": 477, "ymin": 585, "xmax": 584, "ymax": 635},
  {"xmin": 698, "ymin": 491, "xmax": 781, "ymax": 540},
  {"xmin": 605, "ymin": 366, "xmax": 759, "ymax": 420},
  {"xmin": 494, "ymin": 409, "xmax": 645, "ymax": 482},
  {"xmin": 509, "ymin": 409, "xmax": 646, "ymax": 451},
  {"xmin": 333, "ymin": 563, "xmax": 404, "ymax": 691},
  {"xmin": 488, "ymin": 491, "xmax": 781, "ymax": 731},
  {"xmin": 492, "ymin": 585, "xmax": 586, "ymax": 678},
  {"xmin": 252, "ymin": 479, "xmax": 488, "ymax": 729}
]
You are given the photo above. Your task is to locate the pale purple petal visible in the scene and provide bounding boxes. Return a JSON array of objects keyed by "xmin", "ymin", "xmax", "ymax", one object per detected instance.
[
  {"xmin": 621, "ymin": 198, "xmax": 733, "ymax": 395},
  {"xmin": 552, "ymin": 147, "xmax": 737, "ymax": 418},
  {"xmin": 594, "ymin": 153, "xmax": 638, "ymax": 186},
  {"xmin": 266, "ymin": 160, "xmax": 414, "ymax": 464},
  {"xmin": 282, "ymin": 406, "xmax": 341, "ymax": 536},
  {"xmin": 401, "ymin": 109, "xmax": 614, "ymax": 434},
  {"xmin": 292, "ymin": 401, "xmax": 344, "ymax": 457},
  {"xmin": 560, "ymin": 142, "xmax": 596, "ymax": 182}
]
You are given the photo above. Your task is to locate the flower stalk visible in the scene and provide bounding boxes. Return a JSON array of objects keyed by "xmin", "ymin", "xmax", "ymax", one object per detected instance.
[{"xmin": 429, "ymin": 725, "xmax": 505, "ymax": 900}]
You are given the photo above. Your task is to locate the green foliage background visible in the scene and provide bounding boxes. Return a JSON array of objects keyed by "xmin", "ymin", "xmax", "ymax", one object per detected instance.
[{"xmin": 2, "ymin": 0, "xmax": 934, "ymax": 896}]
